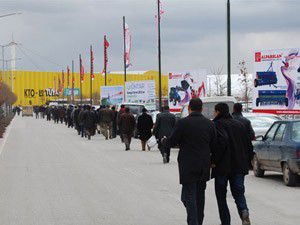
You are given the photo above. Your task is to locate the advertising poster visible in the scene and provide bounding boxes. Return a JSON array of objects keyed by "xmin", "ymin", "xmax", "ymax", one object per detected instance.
[
  {"xmin": 125, "ymin": 80, "xmax": 156, "ymax": 111},
  {"xmin": 253, "ymin": 48, "xmax": 300, "ymax": 114},
  {"xmin": 63, "ymin": 88, "xmax": 80, "ymax": 97},
  {"xmin": 168, "ymin": 70, "xmax": 207, "ymax": 112},
  {"xmin": 100, "ymin": 86, "xmax": 124, "ymax": 106}
]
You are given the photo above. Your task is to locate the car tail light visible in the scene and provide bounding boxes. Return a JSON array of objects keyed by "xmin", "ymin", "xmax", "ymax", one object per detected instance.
[{"xmin": 296, "ymin": 150, "xmax": 300, "ymax": 158}]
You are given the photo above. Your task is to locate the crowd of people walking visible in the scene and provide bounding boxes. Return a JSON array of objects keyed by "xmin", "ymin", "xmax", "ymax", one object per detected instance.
[{"xmin": 29, "ymin": 99, "xmax": 254, "ymax": 225}]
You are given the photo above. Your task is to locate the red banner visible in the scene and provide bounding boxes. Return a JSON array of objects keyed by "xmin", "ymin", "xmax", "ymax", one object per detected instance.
[
  {"xmin": 90, "ymin": 46, "xmax": 94, "ymax": 80},
  {"xmin": 102, "ymin": 36, "xmax": 110, "ymax": 74},
  {"xmin": 80, "ymin": 55, "xmax": 84, "ymax": 83},
  {"xmin": 67, "ymin": 66, "xmax": 70, "ymax": 88}
]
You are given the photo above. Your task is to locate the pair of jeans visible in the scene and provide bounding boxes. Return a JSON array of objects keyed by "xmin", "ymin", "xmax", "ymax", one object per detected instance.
[
  {"xmin": 214, "ymin": 174, "xmax": 249, "ymax": 225},
  {"xmin": 80, "ymin": 125, "xmax": 85, "ymax": 138},
  {"xmin": 181, "ymin": 181, "xmax": 206, "ymax": 225}
]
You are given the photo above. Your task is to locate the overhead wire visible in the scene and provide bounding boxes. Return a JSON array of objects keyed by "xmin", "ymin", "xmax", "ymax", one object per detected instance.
[{"xmin": 17, "ymin": 45, "xmax": 43, "ymax": 71}]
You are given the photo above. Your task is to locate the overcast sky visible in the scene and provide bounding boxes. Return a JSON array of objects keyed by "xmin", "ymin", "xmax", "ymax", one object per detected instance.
[{"xmin": 1, "ymin": 0, "xmax": 299, "ymax": 74}]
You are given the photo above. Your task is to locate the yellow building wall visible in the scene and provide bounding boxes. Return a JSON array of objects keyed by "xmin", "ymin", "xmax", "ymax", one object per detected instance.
[{"xmin": 2, "ymin": 70, "xmax": 168, "ymax": 106}]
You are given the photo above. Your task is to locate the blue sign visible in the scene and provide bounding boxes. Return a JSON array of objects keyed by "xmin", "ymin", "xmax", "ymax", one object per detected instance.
[{"xmin": 63, "ymin": 88, "xmax": 80, "ymax": 97}]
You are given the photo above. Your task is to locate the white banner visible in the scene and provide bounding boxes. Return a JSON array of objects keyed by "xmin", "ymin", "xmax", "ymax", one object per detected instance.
[
  {"xmin": 253, "ymin": 48, "xmax": 300, "ymax": 114},
  {"xmin": 168, "ymin": 70, "xmax": 207, "ymax": 112},
  {"xmin": 125, "ymin": 80, "xmax": 156, "ymax": 111}
]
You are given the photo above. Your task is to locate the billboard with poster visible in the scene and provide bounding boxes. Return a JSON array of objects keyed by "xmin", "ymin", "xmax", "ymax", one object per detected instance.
[
  {"xmin": 168, "ymin": 70, "xmax": 207, "ymax": 112},
  {"xmin": 125, "ymin": 80, "xmax": 156, "ymax": 111},
  {"xmin": 100, "ymin": 86, "xmax": 124, "ymax": 106},
  {"xmin": 253, "ymin": 48, "xmax": 300, "ymax": 114}
]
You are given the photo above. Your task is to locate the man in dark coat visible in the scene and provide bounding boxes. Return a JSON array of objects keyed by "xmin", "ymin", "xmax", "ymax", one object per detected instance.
[
  {"xmin": 99, "ymin": 105, "xmax": 115, "ymax": 140},
  {"xmin": 153, "ymin": 105, "xmax": 176, "ymax": 163},
  {"xmin": 66, "ymin": 105, "xmax": 74, "ymax": 128},
  {"xmin": 211, "ymin": 103, "xmax": 253, "ymax": 225},
  {"xmin": 137, "ymin": 108, "xmax": 153, "ymax": 151},
  {"xmin": 164, "ymin": 98, "xmax": 216, "ymax": 225},
  {"xmin": 117, "ymin": 104, "xmax": 126, "ymax": 142},
  {"xmin": 232, "ymin": 103, "xmax": 255, "ymax": 140},
  {"xmin": 118, "ymin": 107, "xmax": 136, "ymax": 151},
  {"xmin": 111, "ymin": 106, "xmax": 118, "ymax": 139},
  {"xmin": 81, "ymin": 105, "xmax": 97, "ymax": 140}
]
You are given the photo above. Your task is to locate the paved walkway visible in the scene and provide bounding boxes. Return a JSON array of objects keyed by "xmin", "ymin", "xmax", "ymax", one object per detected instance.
[{"xmin": 0, "ymin": 116, "xmax": 299, "ymax": 225}]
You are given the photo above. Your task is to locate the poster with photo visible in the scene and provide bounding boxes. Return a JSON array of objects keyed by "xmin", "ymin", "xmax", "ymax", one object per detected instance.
[
  {"xmin": 253, "ymin": 48, "xmax": 300, "ymax": 114},
  {"xmin": 168, "ymin": 70, "xmax": 207, "ymax": 112},
  {"xmin": 100, "ymin": 86, "xmax": 124, "ymax": 106}
]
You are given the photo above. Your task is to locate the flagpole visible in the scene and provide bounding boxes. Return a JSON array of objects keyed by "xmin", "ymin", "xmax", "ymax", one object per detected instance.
[
  {"xmin": 79, "ymin": 54, "xmax": 83, "ymax": 104},
  {"xmin": 72, "ymin": 60, "xmax": 74, "ymax": 104},
  {"xmin": 104, "ymin": 35, "xmax": 107, "ymax": 86},
  {"xmin": 123, "ymin": 16, "xmax": 127, "ymax": 83},
  {"xmin": 90, "ymin": 45, "xmax": 93, "ymax": 106},
  {"xmin": 157, "ymin": 0, "xmax": 162, "ymax": 111}
]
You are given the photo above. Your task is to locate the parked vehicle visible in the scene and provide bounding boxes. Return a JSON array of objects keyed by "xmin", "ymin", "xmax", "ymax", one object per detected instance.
[
  {"xmin": 180, "ymin": 96, "xmax": 237, "ymax": 119},
  {"xmin": 22, "ymin": 106, "xmax": 33, "ymax": 117},
  {"xmin": 256, "ymin": 90, "xmax": 288, "ymax": 107},
  {"xmin": 243, "ymin": 113, "xmax": 282, "ymax": 137},
  {"xmin": 253, "ymin": 120, "xmax": 300, "ymax": 186}
]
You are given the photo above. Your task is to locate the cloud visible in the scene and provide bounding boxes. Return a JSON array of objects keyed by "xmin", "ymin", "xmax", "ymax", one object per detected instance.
[{"xmin": 0, "ymin": 0, "xmax": 299, "ymax": 75}]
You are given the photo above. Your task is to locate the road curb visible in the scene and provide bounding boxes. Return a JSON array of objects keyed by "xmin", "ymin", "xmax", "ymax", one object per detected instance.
[{"xmin": 0, "ymin": 116, "xmax": 15, "ymax": 156}]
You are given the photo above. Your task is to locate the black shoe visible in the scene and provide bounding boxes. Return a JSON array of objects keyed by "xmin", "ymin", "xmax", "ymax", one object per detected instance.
[
  {"xmin": 125, "ymin": 148, "xmax": 130, "ymax": 151},
  {"xmin": 241, "ymin": 210, "xmax": 251, "ymax": 225}
]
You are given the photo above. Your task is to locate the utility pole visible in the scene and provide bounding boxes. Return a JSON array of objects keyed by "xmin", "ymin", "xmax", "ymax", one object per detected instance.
[
  {"xmin": 157, "ymin": 0, "xmax": 162, "ymax": 110},
  {"xmin": 79, "ymin": 54, "xmax": 83, "ymax": 104},
  {"xmin": 90, "ymin": 45, "xmax": 93, "ymax": 106},
  {"xmin": 227, "ymin": 0, "xmax": 231, "ymax": 96}
]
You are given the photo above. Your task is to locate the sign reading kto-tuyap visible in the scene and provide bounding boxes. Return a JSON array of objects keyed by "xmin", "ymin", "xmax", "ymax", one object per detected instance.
[{"xmin": 24, "ymin": 88, "xmax": 60, "ymax": 98}]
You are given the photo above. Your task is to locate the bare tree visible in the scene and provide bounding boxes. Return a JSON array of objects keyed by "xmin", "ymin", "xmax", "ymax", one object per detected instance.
[
  {"xmin": 210, "ymin": 66, "xmax": 226, "ymax": 96},
  {"xmin": 238, "ymin": 60, "xmax": 252, "ymax": 111}
]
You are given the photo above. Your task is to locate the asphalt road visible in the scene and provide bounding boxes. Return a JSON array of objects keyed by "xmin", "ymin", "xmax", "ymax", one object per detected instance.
[{"xmin": 0, "ymin": 116, "xmax": 299, "ymax": 225}]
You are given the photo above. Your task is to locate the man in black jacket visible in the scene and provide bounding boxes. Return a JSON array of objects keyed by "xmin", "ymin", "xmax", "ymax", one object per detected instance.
[
  {"xmin": 232, "ymin": 103, "xmax": 255, "ymax": 140},
  {"xmin": 164, "ymin": 98, "xmax": 216, "ymax": 225},
  {"xmin": 153, "ymin": 106, "xmax": 176, "ymax": 163},
  {"xmin": 212, "ymin": 103, "xmax": 253, "ymax": 225}
]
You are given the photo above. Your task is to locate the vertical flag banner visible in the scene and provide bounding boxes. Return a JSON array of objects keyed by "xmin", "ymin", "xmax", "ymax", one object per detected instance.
[
  {"xmin": 80, "ymin": 55, "xmax": 84, "ymax": 83},
  {"xmin": 67, "ymin": 66, "xmax": 70, "ymax": 88},
  {"xmin": 58, "ymin": 76, "xmax": 61, "ymax": 93},
  {"xmin": 90, "ymin": 46, "xmax": 94, "ymax": 80},
  {"xmin": 102, "ymin": 36, "xmax": 110, "ymax": 74},
  {"xmin": 155, "ymin": 0, "xmax": 165, "ymax": 23},
  {"xmin": 125, "ymin": 23, "xmax": 132, "ymax": 68},
  {"xmin": 71, "ymin": 70, "xmax": 75, "ymax": 98},
  {"xmin": 61, "ymin": 70, "xmax": 64, "ymax": 92}
]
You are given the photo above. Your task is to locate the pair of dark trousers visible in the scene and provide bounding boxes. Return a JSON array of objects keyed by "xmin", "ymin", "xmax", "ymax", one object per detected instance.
[
  {"xmin": 123, "ymin": 134, "xmax": 132, "ymax": 149},
  {"xmin": 80, "ymin": 125, "xmax": 85, "ymax": 138},
  {"xmin": 181, "ymin": 181, "xmax": 206, "ymax": 225},
  {"xmin": 158, "ymin": 139, "xmax": 170, "ymax": 158},
  {"xmin": 214, "ymin": 174, "xmax": 249, "ymax": 225}
]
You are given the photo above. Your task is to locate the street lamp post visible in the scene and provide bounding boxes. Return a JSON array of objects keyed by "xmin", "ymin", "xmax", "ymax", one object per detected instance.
[
  {"xmin": 157, "ymin": 0, "xmax": 162, "ymax": 111},
  {"xmin": 227, "ymin": 0, "xmax": 231, "ymax": 96}
]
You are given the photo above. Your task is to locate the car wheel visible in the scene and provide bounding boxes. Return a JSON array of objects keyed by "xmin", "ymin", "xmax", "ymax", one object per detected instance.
[
  {"xmin": 253, "ymin": 155, "xmax": 265, "ymax": 177},
  {"xmin": 282, "ymin": 163, "xmax": 297, "ymax": 186}
]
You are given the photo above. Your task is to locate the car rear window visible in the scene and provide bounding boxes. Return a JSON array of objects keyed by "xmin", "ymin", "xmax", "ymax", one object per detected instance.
[{"xmin": 292, "ymin": 122, "xmax": 300, "ymax": 142}]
